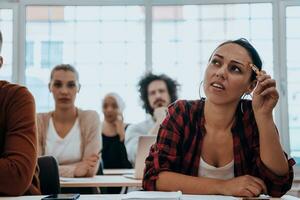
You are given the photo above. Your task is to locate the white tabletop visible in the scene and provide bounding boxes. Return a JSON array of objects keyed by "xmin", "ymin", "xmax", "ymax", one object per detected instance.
[
  {"xmin": 60, "ymin": 175, "xmax": 142, "ymax": 188},
  {"xmin": 103, "ymin": 169, "xmax": 135, "ymax": 175},
  {"xmin": 0, "ymin": 194, "xmax": 298, "ymax": 200}
]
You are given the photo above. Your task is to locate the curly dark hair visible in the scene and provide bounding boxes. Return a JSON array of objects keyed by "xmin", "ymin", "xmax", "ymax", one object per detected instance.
[{"xmin": 138, "ymin": 73, "xmax": 179, "ymax": 115}]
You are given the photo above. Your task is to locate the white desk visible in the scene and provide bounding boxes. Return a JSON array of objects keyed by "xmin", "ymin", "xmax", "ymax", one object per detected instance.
[
  {"xmin": 103, "ymin": 169, "xmax": 135, "ymax": 175},
  {"xmin": 0, "ymin": 194, "xmax": 298, "ymax": 200},
  {"xmin": 60, "ymin": 175, "xmax": 142, "ymax": 188}
]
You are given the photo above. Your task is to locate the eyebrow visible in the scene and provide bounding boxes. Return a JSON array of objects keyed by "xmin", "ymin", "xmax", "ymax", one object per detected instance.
[
  {"xmin": 214, "ymin": 54, "xmax": 246, "ymax": 67},
  {"xmin": 53, "ymin": 80, "xmax": 76, "ymax": 83}
]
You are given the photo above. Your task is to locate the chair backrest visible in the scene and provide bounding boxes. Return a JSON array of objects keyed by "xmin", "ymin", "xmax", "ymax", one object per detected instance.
[
  {"xmin": 38, "ymin": 156, "xmax": 61, "ymax": 195},
  {"xmin": 96, "ymin": 160, "xmax": 108, "ymax": 194}
]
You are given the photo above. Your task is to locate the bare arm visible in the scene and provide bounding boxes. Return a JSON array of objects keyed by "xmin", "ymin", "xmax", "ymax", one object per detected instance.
[
  {"xmin": 59, "ymin": 154, "xmax": 99, "ymax": 177},
  {"xmin": 252, "ymin": 72, "xmax": 289, "ymax": 176},
  {"xmin": 157, "ymin": 171, "xmax": 267, "ymax": 197},
  {"xmin": 157, "ymin": 171, "xmax": 222, "ymax": 195},
  {"xmin": 256, "ymin": 115, "xmax": 289, "ymax": 175}
]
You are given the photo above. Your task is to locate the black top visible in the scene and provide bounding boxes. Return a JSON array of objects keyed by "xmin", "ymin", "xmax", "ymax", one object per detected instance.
[{"xmin": 101, "ymin": 134, "xmax": 132, "ymax": 169}]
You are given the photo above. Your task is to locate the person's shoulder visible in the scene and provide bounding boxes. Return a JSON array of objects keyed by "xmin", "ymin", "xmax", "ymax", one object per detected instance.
[
  {"xmin": 0, "ymin": 80, "xmax": 16, "ymax": 89},
  {"xmin": 130, "ymin": 118, "xmax": 151, "ymax": 128},
  {"xmin": 169, "ymin": 99, "xmax": 203, "ymax": 112},
  {"xmin": 0, "ymin": 80, "xmax": 29, "ymax": 93},
  {"xmin": 77, "ymin": 109, "xmax": 101, "ymax": 135},
  {"xmin": 37, "ymin": 112, "xmax": 51, "ymax": 121},
  {"xmin": 0, "ymin": 81, "xmax": 34, "ymax": 102},
  {"xmin": 126, "ymin": 118, "xmax": 152, "ymax": 133},
  {"xmin": 171, "ymin": 99, "xmax": 202, "ymax": 106},
  {"xmin": 78, "ymin": 109, "xmax": 100, "ymax": 121}
]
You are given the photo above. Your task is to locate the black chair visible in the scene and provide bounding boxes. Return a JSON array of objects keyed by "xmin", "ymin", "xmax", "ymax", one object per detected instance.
[
  {"xmin": 97, "ymin": 161, "xmax": 108, "ymax": 194},
  {"xmin": 38, "ymin": 156, "xmax": 61, "ymax": 195}
]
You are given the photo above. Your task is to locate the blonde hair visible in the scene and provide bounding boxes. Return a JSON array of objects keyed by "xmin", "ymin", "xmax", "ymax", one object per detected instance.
[{"xmin": 50, "ymin": 64, "xmax": 79, "ymax": 82}]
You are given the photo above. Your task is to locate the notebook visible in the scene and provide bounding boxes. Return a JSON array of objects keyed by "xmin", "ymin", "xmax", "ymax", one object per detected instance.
[
  {"xmin": 125, "ymin": 135, "xmax": 156, "ymax": 180},
  {"xmin": 122, "ymin": 191, "xmax": 182, "ymax": 200}
]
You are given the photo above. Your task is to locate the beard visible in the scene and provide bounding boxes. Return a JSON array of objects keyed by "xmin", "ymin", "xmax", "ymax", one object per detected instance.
[{"xmin": 153, "ymin": 99, "xmax": 167, "ymax": 108}]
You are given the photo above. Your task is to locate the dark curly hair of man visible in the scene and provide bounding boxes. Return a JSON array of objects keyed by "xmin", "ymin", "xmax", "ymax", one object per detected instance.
[{"xmin": 138, "ymin": 73, "xmax": 179, "ymax": 116}]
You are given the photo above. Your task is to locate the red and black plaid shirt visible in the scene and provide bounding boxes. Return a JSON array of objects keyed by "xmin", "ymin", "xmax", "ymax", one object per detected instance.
[{"xmin": 143, "ymin": 99, "xmax": 295, "ymax": 197}]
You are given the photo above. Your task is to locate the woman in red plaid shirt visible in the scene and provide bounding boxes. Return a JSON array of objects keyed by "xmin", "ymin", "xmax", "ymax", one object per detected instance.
[{"xmin": 143, "ymin": 38, "xmax": 295, "ymax": 197}]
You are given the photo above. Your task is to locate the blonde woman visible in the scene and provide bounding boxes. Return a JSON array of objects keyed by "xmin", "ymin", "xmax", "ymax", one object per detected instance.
[{"xmin": 37, "ymin": 64, "xmax": 101, "ymax": 178}]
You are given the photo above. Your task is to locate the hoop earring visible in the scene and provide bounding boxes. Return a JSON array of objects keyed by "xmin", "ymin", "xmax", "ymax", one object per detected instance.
[
  {"xmin": 243, "ymin": 92, "xmax": 252, "ymax": 100},
  {"xmin": 198, "ymin": 81, "xmax": 204, "ymax": 99},
  {"xmin": 240, "ymin": 92, "xmax": 252, "ymax": 114}
]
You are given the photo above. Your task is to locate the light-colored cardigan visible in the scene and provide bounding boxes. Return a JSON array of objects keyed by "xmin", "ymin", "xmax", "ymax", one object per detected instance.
[{"xmin": 37, "ymin": 109, "xmax": 102, "ymax": 177}]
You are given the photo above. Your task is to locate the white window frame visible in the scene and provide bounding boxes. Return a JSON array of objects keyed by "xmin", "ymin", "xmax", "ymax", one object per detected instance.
[
  {"xmin": 18, "ymin": 0, "xmax": 151, "ymax": 84},
  {"xmin": 279, "ymin": 0, "xmax": 300, "ymax": 178},
  {"xmin": 0, "ymin": 1, "xmax": 19, "ymax": 83}
]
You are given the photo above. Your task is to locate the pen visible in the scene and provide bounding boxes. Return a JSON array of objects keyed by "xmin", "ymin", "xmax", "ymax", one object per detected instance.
[{"xmin": 249, "ymin": 63, "xmax": 261, "ymax": 76}]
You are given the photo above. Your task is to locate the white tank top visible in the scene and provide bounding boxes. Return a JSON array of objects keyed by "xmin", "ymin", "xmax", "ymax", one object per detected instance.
[
  {"xmin": 198, "ymin": 157, "xmax": 234, "ymax": 180},
  {"xmin": 45, "ymin": 117, "xmax": 81, "ymax": 165}
]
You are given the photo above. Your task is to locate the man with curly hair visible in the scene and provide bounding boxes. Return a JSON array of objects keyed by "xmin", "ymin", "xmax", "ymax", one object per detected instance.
[{"xmin": 125, "ymin": 73, "xmax": 179, "ymax": 165}]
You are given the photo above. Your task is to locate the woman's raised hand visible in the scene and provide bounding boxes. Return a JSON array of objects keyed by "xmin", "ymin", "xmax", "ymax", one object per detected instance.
[{"xmin": 252, "ymin": 70, "xmax": 279, "ymax": 117}]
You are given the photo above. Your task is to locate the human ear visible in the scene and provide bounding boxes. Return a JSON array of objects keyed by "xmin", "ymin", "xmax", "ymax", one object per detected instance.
[
  {"xmin": 48, "ymin": 83, "xmax": 52, "ymax": 92},
  {"xmin": 77, "ymin": 84, "xmax": 81, "ymax": 93}
]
